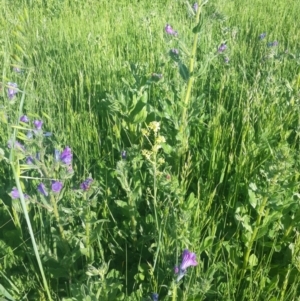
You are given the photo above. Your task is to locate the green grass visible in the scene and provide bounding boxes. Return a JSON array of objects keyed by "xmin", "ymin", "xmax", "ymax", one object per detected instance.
[{"xmin": 1, "ymin": 0, "xmax": 300, "ymax": 300}]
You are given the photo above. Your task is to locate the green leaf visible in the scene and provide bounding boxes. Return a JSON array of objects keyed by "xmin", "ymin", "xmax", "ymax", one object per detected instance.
[
  {"xmin": 248, "ymin": 189, "xmax": 258, "ymax": 209},
  {"xmin": 248, "ymin": 254, "xmax": 258, "ymax": 267},
  {"xmin": 192, "ymin": 19, "xmax": 203, "ymax": 33},
  {"xmin": 199, "ymin": 236, "xmax": 214, "ymax": 253},
  {"xmin": 178, "ymin": 62, "xmax": 190, "ymax": 81}
]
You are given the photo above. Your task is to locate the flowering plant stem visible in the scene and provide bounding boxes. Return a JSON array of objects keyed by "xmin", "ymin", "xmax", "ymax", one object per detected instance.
[
  {"xmin": 179, "ymin": 1, "xmax": 203, "ymax": 153},
  {"xmin": 172, "ymin": 281, "xmax": 178, "ymax": 301},
  {"xmin": 9, "ymin": 82, "xmax": 53, "ymax": 301}
]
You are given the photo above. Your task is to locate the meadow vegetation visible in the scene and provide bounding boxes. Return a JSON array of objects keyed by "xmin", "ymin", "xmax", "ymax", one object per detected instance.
[{"xmin": 1, "ymin": 0, "xmax": 300, "ymax": 300}]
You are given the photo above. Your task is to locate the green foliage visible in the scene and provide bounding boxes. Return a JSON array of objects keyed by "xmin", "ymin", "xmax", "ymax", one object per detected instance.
[{"xmin": 1, "ymin": 0, "xmax": 300, "ymax": 300}]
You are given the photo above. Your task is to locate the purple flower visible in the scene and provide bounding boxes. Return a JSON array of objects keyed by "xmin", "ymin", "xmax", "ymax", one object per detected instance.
[
  {"xmin": 37, "ymin": 183, "xmax": 48, "ymax": 197},
  {"xmin": 267, "ymin": 41, "xmax": 278, "ymax": 47},
  {"xmin": 193, "ymin": 3, "xmax": 198, "ymax": 12},
  {"xmin": 33, "ymin": 120, "xmax": 43, "ymax": 130},
  {"xmin": 218, "ymin": 43, "xmax": 227, "ymax": 53},
  {"xmin": 165, "ymin": 24, "xmax": 178, "ymax": 36},
  {"xmin": 11, "ymin": 187, "xmax": 29, "ymax": 199},
  {"xmin": 13, "ymin": 67, "xmax": 21, "ymax": 73},
  {"xmin": 175, "ymin": 249, "xmax": 198, "ymax": 282},
  {"xmin": 121, "ymin": 150, "xmax": 127, "ymax": 159},
  {"xmin": 224, "ymin": 56, "xmax": 230, "ymax": 64},
  {"xmin": 171, "ymin": 48, "xmax": 179, "ymax": 55},
  {"xmin": 151, "ymin": 293, "xmax": 159, "ymax": 301},
  {"xmin": 151, "ymin": 73, "xmax": 163, "ymax": 81},
  {"xmin": 26, "ymin": 156, "xmax": 34, "ymax": 164},
  {"xmin": 60, "ymin": 146, "xmax": 72, "ymax": 164},
  {"xmin": 20, "ymin": 115, "xmax": 29, "ymax": 122},
  {"xmin": 259, "ymin": 33, "xmax": 266, "ymax": 40},
  {"xmin": 7, "ymin": 82, "xmax": 18, "ymax": 100},
  {"xmin": 52, "ymin": 181, "xmax": 63, "ymax": 193},
  {"xmin": 11, "ymin": 187, "xmax": 20, "ymax": 199},
  {"xmin": 8, "ymin": 140, "xmax": 25, "ymax": 151},
  {"xmin": 80, "ymin": 178, "xmax": 93, "ymax": 191}
]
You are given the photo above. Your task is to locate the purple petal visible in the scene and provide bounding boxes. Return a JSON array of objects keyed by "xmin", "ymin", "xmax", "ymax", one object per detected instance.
[
  {"xmin": 193, "ymin": 3, "xmax": 198, "ymax": 12},
  {"xmin": 80, "ymin": 178, "xmax": 93, "ymax": 191},
  {"xmin": 11, "ymin": 187, "xmax": 20, "ymax": 199},
  {"xmin": 180, "ymin": 249, "xmax": 198, "ymax": 270},
  {"xmin": 51, "ymin": 181, "xmax": 63, "ymax": 193},
  {"xmin": 33, "ymin": 120, "xmax": 43, "ymax": 130},
  {"xmin": 151, "ymin": 293, "xmax": 159, "ymax": 301},
  {"xmin": 60, "ymin": 146, "xmax": 72, "ymax": 164},
  {"xmin": 7, "ymin": 82, "xmax": 18, "ymax": 100},
  {"xmin": 37, "ymin": 183, "xmax": 48, "ymax": 197},
  {"xmin": 11, "ymin": 187, "xmax": 29, "ymax": 199},
  {"xmin": 20, "ymin": 115, "xmax": 29, "ymax": 122}
]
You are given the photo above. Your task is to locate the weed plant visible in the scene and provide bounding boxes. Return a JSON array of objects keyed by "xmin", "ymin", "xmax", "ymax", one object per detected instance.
[{"xmin": 1, "ymin": 0, "xmax": 300, "ymax": 300}]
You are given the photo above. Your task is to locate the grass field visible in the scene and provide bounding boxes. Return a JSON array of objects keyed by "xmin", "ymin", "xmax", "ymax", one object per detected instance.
[{"xmin": 1, "ymin": 0, "xmax": 300, "ymax": 300}]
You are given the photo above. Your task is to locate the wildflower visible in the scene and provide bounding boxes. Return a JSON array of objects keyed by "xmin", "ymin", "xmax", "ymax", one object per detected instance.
[
  {"xmin": 151, "ymin": 73, "xmax": 163, "ymax": 81},
  {"xmin": 20, "ymin": 115, "xmax": 29, "ymax": 122},
  {"xmin": 142, "ymin": 149, "xmax": 151, "ymax": 161},
  {"xmin": 33, "ymin": 120, "xmax": 43, "ymax": 130},
  {"xmin": 54, "ymin": 149, "xmax": 60, "ymax": 161},
  {"xmin": 80, "ymin": 178, "xmax": 93, "ymax": 191},
  {"xmin": 60, "ymin": 146, "xmax": 72, "ymax": 164},
  {"xmin": 26, "ymin": 156, "xmax": 34, "ymax": 164},
  {"xmin": 37, "ymin": 183, "xmax": 48, "ymax": 197},
  {"xmin": 8, "ymin": 140, "xmax": 24, "ymax": 151},
  {"xmin": 52, "ymin": 181, "xmax": 63, "ymax": 193},
  {"xmin": 121, "ymin": 150, "xmax": 127, "ymax": 159},
  {"xmin": 169, "ymin": 49, "xmax": 179, "ymax": 61},
  {"xmin": 10, "ymin": 187, "xmax": 29, "ymax": 199},
  {"xmin": 27, "ymin": 131, "xmax": 33, "ymax": 139},
  {"xmin": 193, "ymin": 3, "xmax": 198, "ymax": 12},
  {"xmin": 224, "ymin": 56, "xmax": 230, "ymax": 64},
  {"xmin": 149, "ymin": 121, "xmax": 160, "ymax": 133},
  {"xmin": 218, "ymin": 43, "xmax": 227, "ymax": 53},
  {"xmin": 259, "ymin": 33, "xmax": 266, "ymax": 40},
  {"xmin": 13, "ymin": 67, "xmax": 21, "ymax": 73},
  {"xmin": 170, "ymin": 48, "xmax": 179, "ymax": 55},
  {"xmin": 165, "ymin": 24, "xmax": 178, "ymax": 36},
  {"xmin": 156, "ymin": 135, "xmax": 166, "ymax": 144},
  {"xmin": 151, "ymin": 293, "xmax": 159, "ymax": 301},
  {"xmin": 175, "ymin": 249, "xmax": 198, "ymax": 282},
  {"xmin": 7, "ymin": 82, "xmax": 18, "ymax": 100},
  {"xmin": 267, "ymin": 41, "xmax": 278, "ymax": 47}
]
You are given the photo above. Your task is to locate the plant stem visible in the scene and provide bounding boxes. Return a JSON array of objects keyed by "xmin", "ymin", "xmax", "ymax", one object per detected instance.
[
  {"xmin": 179, "ymin": 1, "xmax": 203, "ymax": 152},
  {"xmin": 242, "ymin": 196, "xmax": 268, "ymax": 271}
]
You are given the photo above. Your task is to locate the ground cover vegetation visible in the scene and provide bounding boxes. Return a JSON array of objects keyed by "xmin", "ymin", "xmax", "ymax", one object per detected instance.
[{"xmin": 1, "ymin": 0, "xmax": 300, "ymax": 300}]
